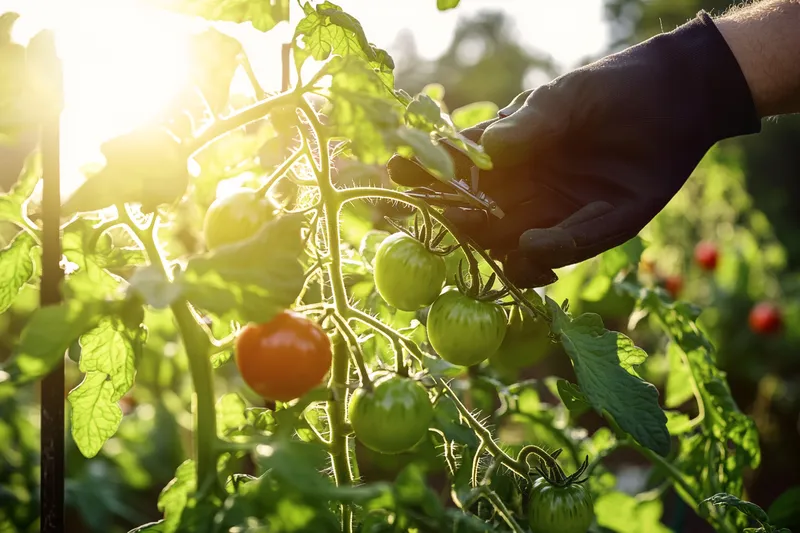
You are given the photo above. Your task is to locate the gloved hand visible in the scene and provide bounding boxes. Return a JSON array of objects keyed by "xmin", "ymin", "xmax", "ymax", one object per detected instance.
[{"xmin": 387, "ymin": 11, "xmax": 761, "ymax": 288}]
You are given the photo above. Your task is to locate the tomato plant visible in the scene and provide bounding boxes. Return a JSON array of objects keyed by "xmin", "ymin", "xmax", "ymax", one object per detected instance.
[
  {"xmin": 235, "ymin": 311, "xmax": 332, "ymax": 402},
  {"xmin": 0, "ymin": 3, "xmax": 788, "ymax": 533}
]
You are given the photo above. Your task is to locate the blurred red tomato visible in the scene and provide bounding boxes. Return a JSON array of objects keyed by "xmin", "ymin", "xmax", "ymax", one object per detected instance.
[
  {"xmin": 749, "ymin": 302, "xmax": 782, "ymax": 335},
  {"xmin": 694, "ymin": 241, "xmax": 719, "ymax": 271},
  {"xmin": 664, "ymin": 275, "xmax": 683, "ymax": 299}
]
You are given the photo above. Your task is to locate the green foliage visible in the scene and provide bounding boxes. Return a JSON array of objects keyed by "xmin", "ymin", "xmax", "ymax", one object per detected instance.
[{"xmin": 158, "ymin": 0, "xmax": 289, "ymax": 32}]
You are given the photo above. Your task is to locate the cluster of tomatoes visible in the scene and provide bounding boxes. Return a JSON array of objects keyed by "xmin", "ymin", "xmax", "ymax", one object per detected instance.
[
  {"xmin": 202, "ymin": 190, "xmax": 595, "ymax": 532},
  {"xmin": 644, "ymin": 241, "xmax": 783, "ymax": 336}
]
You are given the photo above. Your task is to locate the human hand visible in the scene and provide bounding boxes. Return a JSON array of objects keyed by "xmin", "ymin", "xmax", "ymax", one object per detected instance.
[{"xmin": 388, "ymin": 12, "xmax": 761, "ymax": 288}]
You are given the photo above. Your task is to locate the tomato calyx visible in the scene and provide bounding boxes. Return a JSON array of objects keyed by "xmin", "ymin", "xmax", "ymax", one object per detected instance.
[
  {"xmin": 383, "ymin": 213, "xmax": 459, "ymax": 257},
  {"xmin": 531, "ymin": 452, "xmax": 590, "ymax": 488}
]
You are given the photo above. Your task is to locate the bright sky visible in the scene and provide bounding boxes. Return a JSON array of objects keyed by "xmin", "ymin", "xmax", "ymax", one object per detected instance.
[{"xmin": 4, "ymin": 0, "xmax": 609, "ymax": 193}]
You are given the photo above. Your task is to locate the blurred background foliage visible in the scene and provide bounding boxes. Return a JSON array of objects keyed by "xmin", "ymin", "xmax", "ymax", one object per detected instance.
[{"xmin": 1, "ymin": 1, "xmax": 799, "ymax": 532}]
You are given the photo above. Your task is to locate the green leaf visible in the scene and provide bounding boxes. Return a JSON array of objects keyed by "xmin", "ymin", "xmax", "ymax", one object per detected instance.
[
  {"xmin": 405, "ymin": 94, "xmax": 445, "ymax": 130},
  {"xmin": 436, "ymin": 0, "xmax": 460, "ymax": 10},
  {"xmin": 293, "ymin": 1, "xmax": 392, "ymax": 79},
  {"xmin": 768, "ymin": 485, "xmax": 800, "ymax": 529},
  {"xmin": 128, "ymin": 265, "xmax": 183, "ymax": 309},
  {"xmin": 431, "ymin": 396, "xmax": 479, "ymax": 447},
  {"xmin": 62, "ymin": 218, "xmax": 127, "ymax": 300},
  {"xmin": 3, "ymin": 299, "xmax": 112, "ymax": 385},
  {"xmin": 450, "ymin": 101, "xmax": 498, "ymax": 130},
  {"xmin": 595, "ymin": 491, "xmax": 672, "ymax": 533},
  {"xmin": 217, "ymin": 393, "xmax": 248, "ymax": 437},
  {"xmin": 664, "ymin": 410, "xmax": 694, "ymax": 435},
  {"xmin": 67, "ymin": 371, "xmax": 123, "ymax": 458},
  {"xmin": 664, "ymin": 342, "xmax": 694, "ymax": 408},
  {"xmin": 546, "ymin": 297, "xmax": 669, "ymax": 456},
  {"xmin": 0, "ymin": 150, "xmax": 40, "ymax": 225},
  {"xmin": 394, "ymin": 127, "xmax": 454, "ymax": 182},
  {"xmin": 0, "ymin": 231, "xmax": 36, "ymax": 314},
  {"xmin": 158, "ymin": 460, "xmax": 196, "ymax": 533},
  {"xmin": 702, "ymin": 493, "xmax": 770, "ymax": 526},
  {"xmin": 327, "ymin": 57, "xmax": 403, "ymax": 164},
  {"xmin": 181, "ymin": 214, "xmax": 306, "ymax": 324},
  {"xmin": 159, "ymin": 0, "xmax": 289, "ymax": 32},
  {"xmin": 62, "ymin": 126, "xmax": 189, "ymax": 215},
  {"xmin": 78, "ymin": 317, "xmax": 137, "ymax": 400},
  {"xmin": 556, "ymin": 379, "xmax": 590, "ymax": 413}
]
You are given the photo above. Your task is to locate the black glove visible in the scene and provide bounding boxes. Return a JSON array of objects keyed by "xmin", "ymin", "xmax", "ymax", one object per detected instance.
[{"xmin": 388, "ymin": 11, "xmax": 761, "ymax": 288}]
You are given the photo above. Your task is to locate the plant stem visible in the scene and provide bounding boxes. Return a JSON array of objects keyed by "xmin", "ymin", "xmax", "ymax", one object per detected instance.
[
  {"xmin": 189, "ymin": 90, "xmax": 301, "ymax": 156},
  {"xmin": 328, "ymin": 337, "xmax": 354, "ymax": 533},
  {"xmin": 124, "ymin": 209, "xmax": 219, "ymax": 499},
  {"xmin": 437, "ymin": 379, "xmax": 530, "ymax": 479}
]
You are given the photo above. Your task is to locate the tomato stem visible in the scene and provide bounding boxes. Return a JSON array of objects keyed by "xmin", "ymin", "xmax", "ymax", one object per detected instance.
[
  {"xmin": 328, "ymin": 336, "xmax": 354, "ymax": 533},
  {"xmin": 121, "ymin": 207, "xmax": 220, "ymax": 500},
  {"xmin": 516, "ymin": 444, "xmax": 561, "ymax": 475}
]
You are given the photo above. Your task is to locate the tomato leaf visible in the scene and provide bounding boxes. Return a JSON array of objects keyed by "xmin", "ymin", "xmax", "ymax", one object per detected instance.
[
  {"xmin": 62, "ymin": 127, "xmax": 189, "ymax": 215},
  {"xmin": 556, "ymin": 379, "xmax": 590, "ymax": 413},
  {"xmin": 157, "ymin": 0, "xmax": 289, "ymax": 32},
  {"xmin": 767, "ymin": 486, "xmax": 800, "ymax": 530},
  {"xmin": 594, "ymin": 491, "xmax": 672, "ymax": 533},
  {"xmin": 0, "ymin": 231, "xmax": 37, "ymax": 314},
  {"xmin": 180, "ymin": 213, "xmax": 306, "ymax": 324},
  {"xmin": 216, "ymin": 393, "xmax": 248, "ymax": 437},
  {"xmin": 157, "ymin": 460, "xmax": 196, "ymax": 533},
  {"xmin": 62, "ymin": 219, "xmax": 127, "ymax": 300},
  {"xmin": 67, "ymin": 371, "xmax": 123, "ymax": 458},
  {"xmin": 0, "ymin": 149, "xmax": 40, "ymax": 225},
  {"xmin": 394, "ymin": 127, "xmax": 455, "ymax": 182},
  {"xmin": 702, "ymin": 493, "xmax": 770, "ymax": 527},
  {"xmin": 450, "ymin": 101, "xmax": 498, "ymax": 130},
  {"xmin": 2, "ymin": 299, "xmax": 114, "ymax": 385},
  {"xmin": 436, "ymin": 0, "xmax": 460, "ymax": 10},
  {"xmin": 77, "ymin": 317, "xmax": 139, "ymax": 401},
  {"xmin": 431, "ymin": 396, "xmax": 479, "ymax": 447},
  {"xmin": 546, "ymin": 297, "xmax": 670, "ymax": 456}
]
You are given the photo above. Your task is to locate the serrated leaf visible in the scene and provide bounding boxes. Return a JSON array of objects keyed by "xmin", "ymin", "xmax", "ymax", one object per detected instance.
[
  {"xmin": 664, "ymin": 342, "xmax": 694, "ymax": 408},
  {"xmin": 665, "ymin": 410, "xmax": 693, "ymax": 435},
  {"xmin": 0, "ymin": 149, "xmax": 40, "ymax": 225},
  {"xmin": 3, "ymin": 299, "xmax": 112, "ymax": 385},
  {"xmin": 293, "ymin": 1, "xmax": 392, "ymax": 82},
  {"xmin": 547, "ymin": 297, "xmax": 669, "ymax": 456},
  {"xmin": 62, "ymin": 219, "xmax": 126, "ymax": 300},
  {"xmin": 556, "ymin": 379, "xmax": 590, "ymax": 413},
  {"xmin": 326, "ymin": 57, "xmax": 403, "ymax": 164},
  {"xmin": 0, "ymin": 231, "xmax": 37, "ymax": 313},
  {"xmin": 405, "ymin": 94, "xmax": 445, "ymax": 130},
  {"xmin": 158, "ymin": 460, "xmax": 196, "ymax": 533},
  {"xmin": 159, "ymin": 0, "xmax": 289, "ymax": 32},
  {"xmin": 217, "ymin": 393, "xmax": 247, "ymax": 437},
  {"xmin": 450, "ymin": 101, "xmax": 498, "ymax": 130},
  {"xmin": 78, "ymin": 317, "xmax": 137, "ymax": 400},
  {"xmin": 702, "ymin": 493, "xmax": 770, "ymax": 525},
  {"xmin": 394, "ymin": 127, "xmax": 454, "ymax": 182},
  {"xmin": 68, "ymin": 371, "xmax": 123, "ymax": 458},
  {"xmin": 181, "ymin": 214, "xmax": 306, "ymax": 324}
]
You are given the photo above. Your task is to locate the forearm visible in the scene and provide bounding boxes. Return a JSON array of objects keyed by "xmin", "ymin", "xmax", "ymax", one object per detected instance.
[{"xmin": 715, "ymin": 0, "xmax": 800, "ymax": 117}]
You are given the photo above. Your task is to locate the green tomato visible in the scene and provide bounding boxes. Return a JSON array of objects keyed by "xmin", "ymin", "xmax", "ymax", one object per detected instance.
[
  {"xmin": 203, "ymin": 188, "xmax": 273, "ymax": 251},
  {"xmin": 528, "ymin": 478, "xmax": 594, "ymax": 533},
  {"xmin": 373, "ymin": 233, "xmax": 446, "ymax": 311},
  {"xmin": 490, "ymin": 304, "xmax": 551, "ymax": 371},
  {"xmin": 348, "ymin": 375, "xmax": 434, "ymax": 455},
  {"xmin": 426, "ymin": 288, "xmax": 507, "ymax": 366}
]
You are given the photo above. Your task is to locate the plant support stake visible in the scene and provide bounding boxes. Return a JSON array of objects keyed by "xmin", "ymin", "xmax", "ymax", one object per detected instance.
[{"xmin": 37, "ymin": 33, "xmax": 65, "ymax": 533}]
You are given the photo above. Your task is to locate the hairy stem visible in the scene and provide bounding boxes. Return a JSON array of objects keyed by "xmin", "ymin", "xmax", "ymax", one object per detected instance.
[
  {"xmin": 328, "ymin": 337, "xmax": 354, "ymax": 533},
  {"xmin": 124, "ymin": 208, "xmax": 219, "ymax": 499}
]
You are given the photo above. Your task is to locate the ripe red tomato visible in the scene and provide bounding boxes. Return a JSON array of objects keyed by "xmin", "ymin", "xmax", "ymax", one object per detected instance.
[
  {"xmin": 203, "ymin": 188, "xmax": 274, "ymax": 251},
  {"xmin": 748, "ymin": 302, "xmax": 782, "ymax": 335},
  {"xmin": 664, "ymin": 275, "xmax": 683, "ymax": 299},
  {"xmin": 373, "ymin": 232, "xmax": 446, "ymax": 311},
  {"xmin": 426, "ymin": 288, "xmax": 507, "ymax": 366},
  {"xmin": 348, "ymin": 374, "xmax": 433, "ymax": 455},
  {"xmin": 694, "ymin": 241, "xmax": 719, "ymax": 271},
  {"xmin": 235, "ymin": 311, "xmax": 332, "ymax": 402}
]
